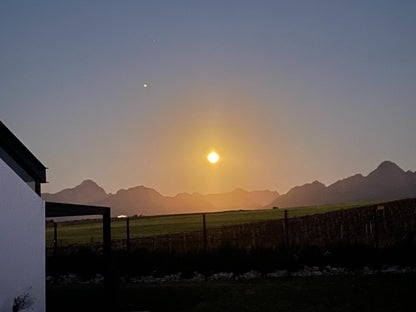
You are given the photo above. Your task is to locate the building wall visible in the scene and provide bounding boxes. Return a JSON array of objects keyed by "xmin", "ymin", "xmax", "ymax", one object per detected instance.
[{"xmin": 0, "ymin": 157, "xmax": 45, "ymax": 312}]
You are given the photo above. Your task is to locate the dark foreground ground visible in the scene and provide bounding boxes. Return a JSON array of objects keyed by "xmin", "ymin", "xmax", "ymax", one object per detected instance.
[{"xmin": 47, "ymin": 274, "xmax": 415, "ymax": 312}]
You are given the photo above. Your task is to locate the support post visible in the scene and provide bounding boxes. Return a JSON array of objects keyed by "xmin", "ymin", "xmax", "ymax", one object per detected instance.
[
  {"xmin": 374, "ymin": 207, "xmax": 379, "ymax": 250},
  {"xmin": 103, "ymin": 209, "xmax": 114, "ymax": 307},
  {"xmin": 126, "ymin": 217, "xmax": 131, "ymax": 282},
  {"xmin": 284, "ymin": 210, "xmax": 289, "ymax": 247},
  {"xmin": 202, "ymin": 214, "xmax": 207, "ymax": 253},
  {"xmin": 103, "ymin": 210, "xmax": 111, "ymax": 269},
  {"xmin": 374, "ymin": 206, "xmax": 381, "ymax": 274},
  {"xmin": 45, "ymin": 202, "xmax": 114, "ymax": 302},
  {"xmin": 53, "ymin": 221, "xmax": 58, "ymax": 255},
  {"xmin": 126, "ymin": 217, "xmax": 130, "ymax": 255}
]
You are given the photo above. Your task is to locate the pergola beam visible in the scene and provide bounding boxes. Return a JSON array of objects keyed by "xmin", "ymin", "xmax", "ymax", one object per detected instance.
[
  {"xmin": 45, "ymin": 201, "xmax": 113, "ymax": 307},
  {"xmin": 45, "ymin": 201, "xmax": 110, "ymax": 217}
]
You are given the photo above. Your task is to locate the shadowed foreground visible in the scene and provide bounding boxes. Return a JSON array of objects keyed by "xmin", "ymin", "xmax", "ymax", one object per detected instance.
[{"xmin": 47, "ymin": 274, "xmax": 415, "ymax": 312}]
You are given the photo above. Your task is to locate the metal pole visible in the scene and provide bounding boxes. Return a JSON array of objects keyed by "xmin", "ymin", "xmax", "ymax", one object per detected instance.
[
  {"xmin": 53, "ymin": 221, "xmax": 58, "ymax": 255},
  {"xmin": 284, "ymin": 210, "xmax": 289, "ymax": 247},
  {"xmin": 103, "ymin": 209, "xmax": 114, "ymax": 307},
  {"xmin": 203, "ymin": 214, "xmax": 207, "ymax": 253},
  {"xmin": 374, "ymin": 207, "xmax": 379, "ymax": 250},
  {"xmin": 126, "ymin": 217, "xmax": 130, "ymax": 255},
  {"xmin": 126, "ymin": 217, "xmax": 131, "ymax": 282},
  {"xmin": 374, "ymin": 206, "xmax": 380, "ymax": 274},
  {"xmin": 103, "ymin": 210, "xmax": 112, "ymax": 265}
]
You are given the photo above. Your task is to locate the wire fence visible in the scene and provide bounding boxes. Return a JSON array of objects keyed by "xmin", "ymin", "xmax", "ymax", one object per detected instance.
[{"xmin": 46, "ymin": 198, "xmax": 416, "ymax": 256}]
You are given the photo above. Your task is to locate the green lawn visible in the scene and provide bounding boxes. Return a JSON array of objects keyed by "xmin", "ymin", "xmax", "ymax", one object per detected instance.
[
  {"xmin": 47, "ymin": 274, "xmax": 415, "ymax": 312},
  {"xmin": 46, "ymin": 202, "xmax": 374, "ymax": 246}
]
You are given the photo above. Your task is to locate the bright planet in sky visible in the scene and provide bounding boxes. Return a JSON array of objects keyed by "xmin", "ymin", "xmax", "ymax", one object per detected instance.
[{"xmin": 207, "ymin": 152, "xmax": 219, "ymax": 164}]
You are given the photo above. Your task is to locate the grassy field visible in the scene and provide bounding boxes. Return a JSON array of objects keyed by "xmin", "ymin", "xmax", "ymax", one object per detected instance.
[
  {"xmin": 46, "ymin": 202, "xmax": 374, "ymax": 246},
  {"xmin": 47, "ymin": 274, "xmax": 415, "ymax": 312}
]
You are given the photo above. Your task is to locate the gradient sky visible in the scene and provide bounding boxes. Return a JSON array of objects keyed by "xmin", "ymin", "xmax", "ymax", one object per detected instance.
[{"xmin": 1, "ymin": 1, "xmax": 416, "ymax": 195}]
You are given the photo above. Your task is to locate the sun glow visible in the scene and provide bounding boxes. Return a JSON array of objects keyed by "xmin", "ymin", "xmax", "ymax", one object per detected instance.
[{"xmin": 207, "ymin": 152, "xmax": 219, "ymax": 164}]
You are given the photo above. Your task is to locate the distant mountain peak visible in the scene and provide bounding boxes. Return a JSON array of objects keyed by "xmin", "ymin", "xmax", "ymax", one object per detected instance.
[
  {"xmin": 377, "ymin": 160, "xmax": 400, "ymax": 169},
  {"xmin": 116, "ymin": 185, "xmax": 158, "ymax": 194},
  {"xmin": 174, "ymin": 192, "xmax": 191, "ymax": 198},
  {"xmin": 79, "ymin": 179, "xmax": 101, "ymax": 187},
  {"xmin": 312, "ymin": 180, "xmax": 325, "ymax": 185},
  {"xmin": 266, "ymin": 160, "xmax": 416, "ymax": 209},
  {"xmin": 295, "ymin": 180, "xmax": 325, "ymax": 189},
  {"xmin": 42, "ymin": 179, "xmax": 108, "ymax": 205},
  {"xmin": 370, "ymin": 160, "xmax": 404, "ymax": 176}
]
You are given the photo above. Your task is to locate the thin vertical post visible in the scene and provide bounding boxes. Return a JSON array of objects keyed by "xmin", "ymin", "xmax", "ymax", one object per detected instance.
[
  {"xmin": 103, "ymin": 209, "xmax": 113, "ymax": 306},
  {"xmin": 202, "ymin": 214, "xmax": 207, "ymax": 253},
  {"xmin": 374, "ymin": 206, "xmax": 381, "ymax": 274},
  {"xmin": 53, "ymin": 221, "xmax": 58, "ymax": 255},
  {"xmin": 284, "ymin": 210, "xmax": 289, "ymax": 247},
  {"xmin": 103, "ymin": 209, "xmax": 111, "ymax": 275},
  {"xmin": 126, "ymin": 217, "xmax": 130, "ymax": 255},
  {"xmin": 126, "ymin": 217, "xmax": 131, "ymax": 282},
  {"xmin": 374, "ymin": 207, "xmax": 379, "ymax": 250},
  {"xmin": 103, "ymin": 210, "xmax": 112, "ymax": 265}
]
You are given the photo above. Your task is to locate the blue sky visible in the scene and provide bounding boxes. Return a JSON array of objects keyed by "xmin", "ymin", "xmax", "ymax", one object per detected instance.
[{"xmin": 1, "ymin": 1, "xmax": 416, "ymax": 195}]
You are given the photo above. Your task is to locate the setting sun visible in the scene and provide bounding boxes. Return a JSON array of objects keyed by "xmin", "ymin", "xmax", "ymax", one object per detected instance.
[{"xmin": 207, "ymin": 152, "xmax": 219, "ymax": 164}]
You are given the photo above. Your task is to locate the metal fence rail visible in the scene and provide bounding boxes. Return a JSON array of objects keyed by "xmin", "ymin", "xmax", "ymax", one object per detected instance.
[{"xmin": 47, "ymin": 198, "xmax": 416, "ymax": 255}]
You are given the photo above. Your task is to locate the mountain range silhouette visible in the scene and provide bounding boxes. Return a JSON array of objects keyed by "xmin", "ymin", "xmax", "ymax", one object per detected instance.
[
  {"xmin": 43, "ymin": 181, "xmax": 278, "ymax": 217},
  {"xmin": 265, "ymin": 161, "xmax": 416, "ymax": 208},
  {"xmin": 43, "ymin": 160, "xmax": 416, "ymax": 216}
]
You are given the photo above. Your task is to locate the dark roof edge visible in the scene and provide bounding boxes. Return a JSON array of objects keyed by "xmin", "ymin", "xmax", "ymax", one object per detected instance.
[
  {"xmin": 45, "ymin": 202, "xmax": 110, "ymax": 217},
  {"xmin": 0, "ymin": 121, "xmax": 47, "ymax": 182}
]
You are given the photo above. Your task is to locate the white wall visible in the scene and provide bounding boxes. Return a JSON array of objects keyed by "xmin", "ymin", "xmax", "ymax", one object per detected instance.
[{"xmin": 0, "ymin": 157, "xmax": 45, "ymax": 312}]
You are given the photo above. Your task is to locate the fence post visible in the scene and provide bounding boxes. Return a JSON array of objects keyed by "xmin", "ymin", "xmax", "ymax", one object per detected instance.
[
  {"xmin": 374, "ymin": 207, "xmax": 379, "ymax": 250},
  {"xmin": 374, "ymin": 206, "xmax": 381, "ymax": 274},
  {"xmin": 102, "ymin": 209, "xmax": 115, "ymax": 308},
  {"xmin": 126, "ymin": 217, "xmax": 131, "ymax": 282},
  {"xmin": 53, "ymin": 221, "xmax": 58, "ymax": 255},
  {"xmin": 284, "ymin": 210, "xmax": 289, "ymax": 247},
  {"xmin": 183, "ymin": 232, "xmax": 187, "ymax": 251},
  {"xmin": 202, "ymin": 214, "xmax": 207, "ymax": 253},
  {"xmin": 126, "ymin": 217, "xmax": 130, "ymax": 255}
]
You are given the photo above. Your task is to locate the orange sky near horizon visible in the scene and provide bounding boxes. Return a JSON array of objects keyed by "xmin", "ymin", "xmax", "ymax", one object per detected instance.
[{"xmin": 3, "ymin": 1, "xmax": 416, "ymax": 196}]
